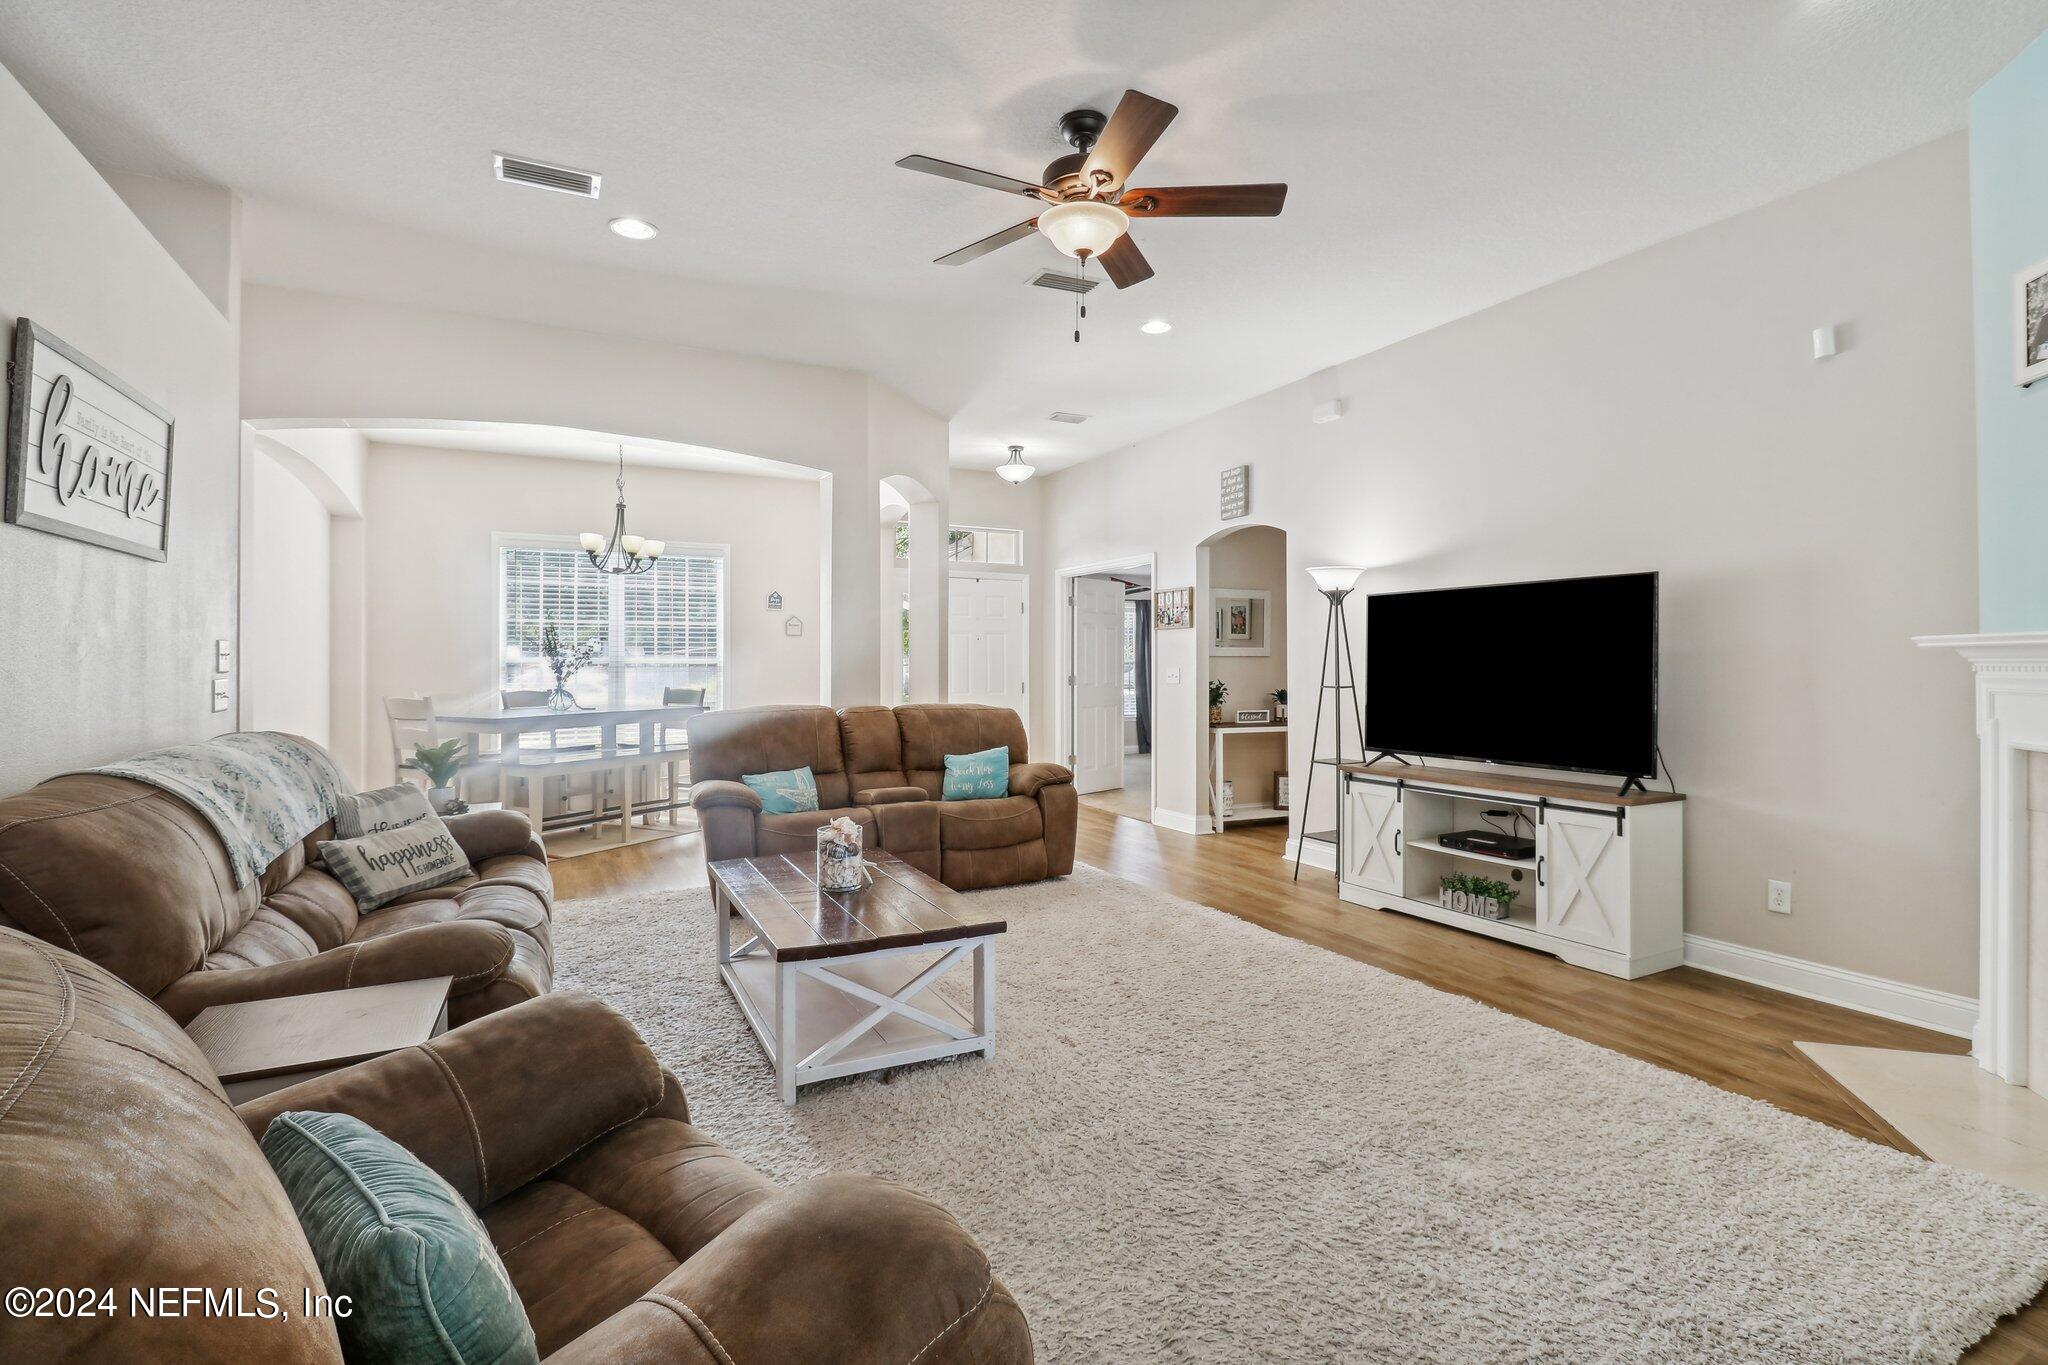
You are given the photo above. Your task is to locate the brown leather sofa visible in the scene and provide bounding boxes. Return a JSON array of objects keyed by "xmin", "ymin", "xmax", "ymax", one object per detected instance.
[
  {"xmin": 0, "ymin": 768, "xmax": 552, "ymax": 1026},
  {"xmin": 688, "ymin": 703, "xmax": 1077, "ymax": 890},
  {"xmin": 0, "ymin": 926, "xmax": 1032, "ymax": 1362}
]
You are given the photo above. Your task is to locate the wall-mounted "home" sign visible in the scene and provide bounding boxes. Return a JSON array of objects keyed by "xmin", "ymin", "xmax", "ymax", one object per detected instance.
[{"xmin": 5, "ymin": 319, "xmax": 174, "ymax": 561}]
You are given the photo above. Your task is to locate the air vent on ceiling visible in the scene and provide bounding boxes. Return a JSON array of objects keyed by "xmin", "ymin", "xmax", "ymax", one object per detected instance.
[
  {"xmin": 1049, "ymin": 411, "xmax": 1091, "ymax": 424},
  {"xmin": 493, "ymin": 153, "xmax": 602, "ymax": 198},
  {"xmin": 1028, "ymin": 270, "xmax": 1098, "ymax": 295}
]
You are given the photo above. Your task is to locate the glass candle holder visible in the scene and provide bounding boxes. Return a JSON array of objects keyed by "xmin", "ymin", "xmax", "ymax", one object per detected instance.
[{"xmin": 816, "ymin": 821, "xmax": 865, "ymax": 893}]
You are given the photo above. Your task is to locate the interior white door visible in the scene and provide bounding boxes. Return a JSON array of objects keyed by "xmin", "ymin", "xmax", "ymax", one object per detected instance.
[
  {"xmin": 948, "ymin": 574, "xmax": 1027, "ymax": 715},
  {"xmin": 1070, "ymin": 575, "xmax": 1125, "ymax": 794}
]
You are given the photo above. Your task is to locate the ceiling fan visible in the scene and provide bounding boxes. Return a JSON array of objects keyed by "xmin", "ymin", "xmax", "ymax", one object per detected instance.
[{"xmin": 896, "ymin": 89, "xmax": 1287, "ymax": 290}]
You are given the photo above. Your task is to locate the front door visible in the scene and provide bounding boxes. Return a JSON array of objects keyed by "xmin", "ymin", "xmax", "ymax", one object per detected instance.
[
  {"xmin": 948, "ymin": 574, "xmax": 1027, "ymax": 716},
  {"xmin": 1070, "ymin": 575, "xmax": 1125, "ymax": 794}
]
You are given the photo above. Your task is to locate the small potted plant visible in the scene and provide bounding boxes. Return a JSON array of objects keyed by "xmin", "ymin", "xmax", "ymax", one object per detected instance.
[
  {"xmin": 1270, "ymin": 687, "xmax": 1288, "ymax": 721},
  {"xmin": 1208, "ymin": 679, "xmax": 1229, "ymax": 724},
  {"xmin": 407, "ymin": 739, "xmax": 467, "ymax": 815},
  {"xmin": 1439, "ymin": 872, "xmax": 1517, "ymax": 920}
]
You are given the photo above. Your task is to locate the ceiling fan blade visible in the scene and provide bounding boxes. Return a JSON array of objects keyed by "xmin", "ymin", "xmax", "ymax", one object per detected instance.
[
  {"xmin": 896, "ymin": 155, "xmax": 1048, "ymax": 199},
  {"xmin": 1081, "ymin": 90, "xmax": 1178, "ymax": 190},
  {"xmin": 1098, "ymin": 234, "xmax": 1154, "ymax": 289},
  {"xmin": 935, "ymin": 219, "xmax": 1039, "ymax": 266},
  {"xmin": 1120, "ymin": 183, "xmax": 1289, "ymax": 217}
]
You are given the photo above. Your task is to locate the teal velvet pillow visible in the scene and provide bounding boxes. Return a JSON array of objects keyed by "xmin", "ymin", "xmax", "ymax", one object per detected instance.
[
  {"xmin": 942, "ymin": 745, "xmax": 1010, "ymax": 801},
  {"xmin": 261, "ymin": 1111, "xmax": 538, "ymax": 1365},
  {"xmin": 742, "ymin": 765, "xmax": 820, "ymax": 814}
]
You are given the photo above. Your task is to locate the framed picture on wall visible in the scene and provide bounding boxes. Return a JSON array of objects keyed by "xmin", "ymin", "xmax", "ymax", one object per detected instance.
[
  {"xmin": 1208, "ymin": 588, "xmax": 1270, "ymax": 655},
  {"xmin": 2018, "ymin": 257, "xmax": 2048, "ymax": 388},
  {"xmin": 1155, "ymin": 587, "xmax": 1193, "ymax": 629},
  {"xmin": 4, "ymin": 318, "xmax": 175, "ymax": 560}
]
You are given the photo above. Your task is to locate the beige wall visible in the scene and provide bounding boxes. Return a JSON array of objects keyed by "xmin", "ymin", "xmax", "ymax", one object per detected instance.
[
  {"xmin": 246, "ymin": 448, "xmax": 331, "ymax": 744},
  {"xmin": 1040, "ymin": 135, "xmax": 1979, "ymax": 995},
  {"xmin": 1204, "ymin": 525, "xmax": 1289, "ymax": 810},
  {"xmin": 354, "ymin": 442, "xmax": 823, "ymax": 783},
  {"xmin": 0, "ymin": 64, "xmax": 241, "ymax": 791}
]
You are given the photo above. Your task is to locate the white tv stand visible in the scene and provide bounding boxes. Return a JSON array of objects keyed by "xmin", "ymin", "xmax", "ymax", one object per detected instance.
[{"xmin": 1336, "ymin": 763, "xmax": 1685, "ymax": 979}]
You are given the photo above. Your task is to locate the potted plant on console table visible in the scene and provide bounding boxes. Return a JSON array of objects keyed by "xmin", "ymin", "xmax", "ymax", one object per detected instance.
[
  {"xmin": 1270, "ymin": 688, "xmax": 1287, "ymax": 721},
  {"xmin": 1209, "ymin": 679, "xmax": 1229, "ymax": 725}
]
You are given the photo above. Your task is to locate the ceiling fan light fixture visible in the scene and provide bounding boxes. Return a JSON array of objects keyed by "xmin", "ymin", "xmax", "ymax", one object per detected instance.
[
  {"xmin": 1036, "ymin": 199, "xmax": 1129, "ymax": 260},
  {"xmin": 996, "ymin": 445, "xmax": 1036, "ymax": 484}
]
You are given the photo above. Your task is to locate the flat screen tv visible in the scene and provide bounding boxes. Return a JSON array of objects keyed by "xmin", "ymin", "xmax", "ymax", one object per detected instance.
[{"xmin": 1363, "ymin": 571, "xmax": 1658, "ymax": 780}]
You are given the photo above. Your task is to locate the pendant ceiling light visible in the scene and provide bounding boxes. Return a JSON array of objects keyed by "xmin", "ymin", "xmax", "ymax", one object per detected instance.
[
  {"xmin": 996, "ymin": 444, "xmax": 1036, "ymax": 484},
  {"xmin": 580, "ymin": 445, "xmax": 664, "ymax": 574}
]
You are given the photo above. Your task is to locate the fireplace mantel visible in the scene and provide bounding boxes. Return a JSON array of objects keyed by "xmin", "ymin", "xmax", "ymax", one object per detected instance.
[{"xmin": 1916, "ymin": 632, "xmax": 2048, "ymax": 1086}]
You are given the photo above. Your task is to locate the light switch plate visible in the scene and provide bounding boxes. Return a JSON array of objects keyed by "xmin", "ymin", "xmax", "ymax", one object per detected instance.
[
  {"xmin": 210, "ymin": 678, "xmax": 231, "ymax": 713},
  {"xmin": 1165, "ymin": 667, "xmax": 1182, "ymax": 684},
  {"xmin": 214, "ymin": 639, "xmax": 232, "ymax": 674}
]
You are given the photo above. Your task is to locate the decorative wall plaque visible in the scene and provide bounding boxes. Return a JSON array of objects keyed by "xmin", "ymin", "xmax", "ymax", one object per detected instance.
[
  {"xmin": 1220, "ymin": 464, "xmax": 1249, "ymax": 520},
  {"xmin": 784, "ymin": 615, "xmax": 804, "ymax": 637},
  {"xmin": 767, "ymin": 591, "xmax": 783, "ymax": 609},
  {"xmin": 1154, "ymin": 586, "xmax": 1193, "ymax": 629},
  {"xmin": 5, "ymin": 319, "xmax": 174, "ymax": 560}
]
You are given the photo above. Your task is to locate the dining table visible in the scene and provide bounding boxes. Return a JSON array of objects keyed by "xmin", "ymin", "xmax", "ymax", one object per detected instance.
[{"xmin": 432, "ymin": 700, "xmax": 704, "ymax": 760}]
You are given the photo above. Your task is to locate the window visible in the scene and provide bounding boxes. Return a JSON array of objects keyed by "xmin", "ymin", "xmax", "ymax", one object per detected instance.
[
  {"xmin": 1122, "ymin": 601, "xmax": 1138, "ymax": 719},
  {"xmin": 893, "ymin": 522, "xmax": 1023, "ymax": 567},
  {"xmin": 497, "ymin": 537, "xmax": 727, "ymax": 732}
]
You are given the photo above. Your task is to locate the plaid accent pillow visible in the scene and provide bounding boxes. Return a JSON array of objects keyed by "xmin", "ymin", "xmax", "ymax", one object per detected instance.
[
  {"xmin": 318, "ymin": 817, "xmax": 473, "ymax": 912},
  {"xmin": 333, "ymin": 782, "xmax": 437, "ymax": 839}
]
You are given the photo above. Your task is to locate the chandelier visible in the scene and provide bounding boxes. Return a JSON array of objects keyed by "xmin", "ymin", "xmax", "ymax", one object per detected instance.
[{"xmin": 580, "ymin": 445, "xmax": 664, "ymax": 575}]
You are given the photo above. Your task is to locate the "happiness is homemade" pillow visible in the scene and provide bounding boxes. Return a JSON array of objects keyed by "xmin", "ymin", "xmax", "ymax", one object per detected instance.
[{"xmin": 318, "ymin": 815, "xmax": 473, "ymax": 911}]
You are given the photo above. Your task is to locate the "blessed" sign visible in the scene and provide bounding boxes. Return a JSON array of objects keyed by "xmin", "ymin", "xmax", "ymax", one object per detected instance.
[{"xmin": 5, "ymin": 319, "xmax": 175, "ymax": 560}]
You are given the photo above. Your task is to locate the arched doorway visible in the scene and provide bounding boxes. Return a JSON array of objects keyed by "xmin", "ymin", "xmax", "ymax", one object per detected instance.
[{"xmin": 1196, "ymin": 524, "xmax": 1290, "ymax": 834}]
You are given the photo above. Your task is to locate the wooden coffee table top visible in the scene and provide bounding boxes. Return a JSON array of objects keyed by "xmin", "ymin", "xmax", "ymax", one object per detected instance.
[{"xmin": 708, "ymin": 851, "xmax": 1006, "ymax": 962}]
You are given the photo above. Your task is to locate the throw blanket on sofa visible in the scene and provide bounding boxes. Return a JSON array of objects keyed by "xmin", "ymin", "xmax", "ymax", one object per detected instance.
[{"xmin": 74, "ymin": 732, "xmax": 351, "ymax": 890}]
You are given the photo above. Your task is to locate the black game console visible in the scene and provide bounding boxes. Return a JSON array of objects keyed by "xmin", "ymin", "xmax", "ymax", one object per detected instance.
[{"xmin": 1439, "ymin": 829, "xmax": 1536, "ymax": 860}]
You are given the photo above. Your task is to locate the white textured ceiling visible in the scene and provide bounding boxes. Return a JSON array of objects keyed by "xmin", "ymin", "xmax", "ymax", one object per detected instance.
[{"xmin": 4, "ymin": 1, "xmax": 2044, "ymax": 475}]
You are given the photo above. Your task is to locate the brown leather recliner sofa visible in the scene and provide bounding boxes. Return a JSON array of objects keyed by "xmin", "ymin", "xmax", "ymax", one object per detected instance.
[
  {"xmin": 0, "ymin": 926, "xmax": 1033, "ymax": 1362},
  {"xmin": 0, "ymin": 760, "xmax": 553, "ymax": 1026},
  {"xmin": 688, "ymin": 703, "xmax": 1076, "ymax": 890}
]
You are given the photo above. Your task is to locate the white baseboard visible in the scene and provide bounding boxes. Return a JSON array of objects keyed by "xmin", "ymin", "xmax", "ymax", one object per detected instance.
[
  {"xmin": 1151, "ymin": 808, "xmax": 1201, "ymax": 835},
  {"xmin": 1282, "ymin": 837, "xmax": 1337, "ymax": 872},
  {"xmin": 1682, "ymin": 934, "xmax": 1976, "ymax": 1039}
]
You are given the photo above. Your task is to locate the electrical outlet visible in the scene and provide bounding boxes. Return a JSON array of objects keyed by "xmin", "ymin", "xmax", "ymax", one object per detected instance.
[{"xmin": 1767, "ymin": 879, "xmax": 1792, "ymax": 915}]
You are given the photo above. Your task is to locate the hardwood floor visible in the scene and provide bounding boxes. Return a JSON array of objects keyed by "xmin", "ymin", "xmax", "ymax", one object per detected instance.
[{"xmin": 551, "ymin": 805, "xmax": 2048, "ymax": 1360}]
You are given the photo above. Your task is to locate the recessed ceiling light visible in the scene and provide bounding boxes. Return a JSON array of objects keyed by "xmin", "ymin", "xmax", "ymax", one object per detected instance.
[
  {"xmin": 1141, "ymin": 318, "xmax": 1173, "ymax": 334},
  {"xmin": 609, "ymin": 217, "xmax": 658, "ymax": 241}
]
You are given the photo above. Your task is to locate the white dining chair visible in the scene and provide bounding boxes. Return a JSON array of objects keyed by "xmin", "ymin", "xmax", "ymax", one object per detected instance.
[{"xmin": 383, "ymin": 694, "xmax": 440, "ymax": 788}]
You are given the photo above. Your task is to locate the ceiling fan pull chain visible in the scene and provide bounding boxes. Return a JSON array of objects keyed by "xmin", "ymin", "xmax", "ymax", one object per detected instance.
[{"xmin": 1074, "ymin": 257, "xmax": 1084, "ymax": 343}]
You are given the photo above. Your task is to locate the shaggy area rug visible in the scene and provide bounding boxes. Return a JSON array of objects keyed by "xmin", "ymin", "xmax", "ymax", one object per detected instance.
[{"xmin": 555, "ymin": 865, "xmax": 2048, "ymax": 1363}]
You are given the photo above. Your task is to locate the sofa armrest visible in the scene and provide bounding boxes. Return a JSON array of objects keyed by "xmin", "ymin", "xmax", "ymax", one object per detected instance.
[
  {"xmin": 237, "ymin": 993, "xmax": 670, "ymax": 1210},
  {"xmin": 546, "ymin": 1175, "xmax": 1031, "ymax": 1365},
  {"xmin": 442, "ymin": 808, "xmax": 544, "ymax": 864},
  {"xmin": 855, "ymin": 785, "xmax": 929, "ymax": 806},
  {"xmin": 1008, "ymin": 762, "xmax": 1073, "ymax": 798},
  {"xmin": 153, "ymin": 920, "xmax": 523, "ymax": 1025},
  {"xmin": 690, "ymin": 779, "xmax": 763, "ymax": 812}
]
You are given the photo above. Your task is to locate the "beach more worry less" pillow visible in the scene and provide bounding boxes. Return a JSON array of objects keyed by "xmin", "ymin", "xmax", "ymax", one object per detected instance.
[{"xmin": 318, "ymin": 816, "xmax": 474, "ymax": 911}]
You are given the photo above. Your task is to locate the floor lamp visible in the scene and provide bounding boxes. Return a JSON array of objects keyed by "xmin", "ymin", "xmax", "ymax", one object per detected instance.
[{"xmin": 1293, "ymin": 565, "xmax": 1366, "ymax": 881}]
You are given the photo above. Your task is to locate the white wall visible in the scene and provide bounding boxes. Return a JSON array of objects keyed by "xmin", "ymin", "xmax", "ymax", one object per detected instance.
[
  {"xmin": 0, "ymin": 63, "xmax": 241, "ymax": 792},
  {"xmin": 354, "ymin": 442, "xmax": 823, "ymax": 783},
  {"xmin": 240, "ymin": 284, "xmax": 950, "ymax": 712},
  {"xmin": 1039, "ymin": 135, "xmax": 1980, "ymax": 995},
  {"xmin": 246, "ymin": 447, "xmax": 331, "ymax": 743}
]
